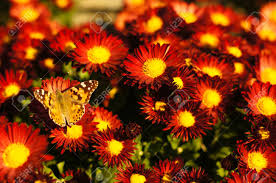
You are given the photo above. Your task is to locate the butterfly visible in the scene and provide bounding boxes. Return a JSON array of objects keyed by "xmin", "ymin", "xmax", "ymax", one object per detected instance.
[{"xmin": 34, "ymin": 80, "xmax": 98, "ymax": 127}]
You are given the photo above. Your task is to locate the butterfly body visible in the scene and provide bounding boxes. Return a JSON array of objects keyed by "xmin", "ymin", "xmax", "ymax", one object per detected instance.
[{"xmin": 34, "ymin": 80, "xmax": 98, "ymax": 127}]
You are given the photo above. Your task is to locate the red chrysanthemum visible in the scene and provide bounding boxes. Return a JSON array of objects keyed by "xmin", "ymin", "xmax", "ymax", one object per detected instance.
[
  {"xmin": 92, "ymin": 129, "xmax": 136, "ymax": 167},
  {"xmin": 71, "ymin": 32, "xmax": 128, "ymax": 76},
  {"xmin": 193, "ymin": 54, "xmax": 234, "ymax": 80},
  {"xmin": 224, "ymin": 170, "xmax": 271, "ymax": 183},
  {"xmin": 0, "ymin": 123, "xmax": 51, "ymax": 182},
  {"xmin": 0, "ymin": 70, "xmax": 32, "ymax": 104},
  {"xmin": 193, "ymin": 76, "xmax": 233, "ymax": 120},
  {"xmin": 153, "ymin": 159, "xmax": 182, "ymax": 183},
  {"xmin": 50, "ymin": 120, "xmax": 96, "ymax": 154},
  {"xmin": 179, "ymin": 167, "xmax": 211, "ymax": 183},
  {"xmin": 238, "ymin": 144, "xmax": 276, "ymax": 179},
  {"xmin": 91, "ymin": 107, "xmax": 122, "ymax": 132},
  {"xmin": 261, "ymin": 2, "xmax": 276, "ymax": 25},
  {"xmin": 256, "ymin": 53, "xmax": 276, "ymax": 85},
  {"xmin": 164, "ymin": 102, "xmax": 213, "ymax": 141},
  {"xmin": 50, "ymin": 28, "xmax": 78, "ymax": 53},
  {"xmin": 17, "ymin": 22, "xmax": 51, "ymax": 41},
  {"xmin": 10, "ymin": 0, "xmax": 38, "ymax": 5},
  {"xmin": 115, "ymin": 163, "xmax": 159, "ymax": 183},
  {"xmin": 243, "ymin": 81, "xmax": 276, "ymax": 119},
  {"xmin": 123, "ymin": 43, "xmax": 182, "ymax": 90}
]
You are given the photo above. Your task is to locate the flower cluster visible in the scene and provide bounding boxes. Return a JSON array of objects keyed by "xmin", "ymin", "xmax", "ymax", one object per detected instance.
[{"xmin": 0, "ymin": 0, "xmax": 276, "ymax": 182}]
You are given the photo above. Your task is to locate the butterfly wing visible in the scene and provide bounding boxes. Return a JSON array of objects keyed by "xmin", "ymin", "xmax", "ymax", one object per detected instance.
[
  {"xmin": 34, "ymin": 89, "xmax": 50, "ymax": 109},
  {"xmin": 63, "ymin": 80, "xmax": 98, "ymax": 125}
]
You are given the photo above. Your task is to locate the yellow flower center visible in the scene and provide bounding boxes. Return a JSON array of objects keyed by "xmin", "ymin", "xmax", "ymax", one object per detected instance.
[
  {"xmin": 202, "ymin": 89, "xmax": 221, "ymax": 108},
  {"xmin": 4, "ymin": 83, "xmax": 20, "ymax": 98},
  {"xmin": 172, "ymin": 77, "xmax": 184, "ymax": 89},
  {"xmin": 56, "ymin": 0, "xmax": 70, "ymax": 8},
  {"xmin": 65, "ymin": 41, "xmax": 76, "ymax": 52},
  {"xmin": 29, "ymin": 32, "xmax": 45, "ymax": 40},
  {"xmin": 179, "ymin": 12, "xmax": 197, "ymax": 24},
  {"xmin": 259, "ymin": 127, "xmax": 270, "ymax": 140},
  {"xmin": 258, "ymin": 28, "xmax": 276, "ymax": 41},
  {"xmin": 66, "ymin": 125, "xmax": 83, "ymax": 139},
  {"xmin": 145, "ymin": 16, "xmax": 163, "ymax": 33},
  {"xmin": 34, "ymin": 180, "xmax": 46, "ymax": 183},
  {"xmin": 202, "ymin": 67, "xmax": 222, "ymax": 77},
  {"xmin": 130, "ymin": 174, "xmax": 146, "ymax": 183},
  {"xmin": 154, "ymin": 101, "xmax": 166, "ymax": 111},
  {"xmin": 25, "ymin": 47, "xmax": 38, "ymax": 60},
  {"xmin": 95, "ymin": 119, "xmax": 110, "ymax": 131},
  {"xmin": 270, "ymin": 10, "xmax": 276, "ymax": 23},
  {"xmin": 247, "ymin": 152, "xmax": 267, "ymax": 172},
  {"xmin": 162, "ymin": 174, "xmax": 171, "ymax": 182},
  {"xmin": 107, "ymin": 139, "xmax": 123, "ymax": 156},
  {"xmin": 178, "ymin": 111, "xmax": 196, "ymax": 128},
  {"xmin": 240, "ymin": 20, "xmax": 251, "ymax": 32},
  {"xmin": 143, "ymin": 58, "xmax": 166, "ymax": 78},
  {"xmin": 130, "ymin": 0, "xmax": 144, "ymax": 6},
  {"xmin": 3, "ymin": 143, "xmax": 30, "ymax": 168},
  {"xmin": 21, "ymin": 8, "xmax": 40, "ymax": 22},
  {"xmin": 200, "ymin": 33, "xmax": 219, "ymax": 48},
  {"xmin": 227, "ymin": 46, "xmax": 242, "ymax": 58},
  {"xmin": 256, "ymin": 96, "xmax": 276, "ymax": 116},
  {"xmin": 87, "ymin": 46, "xmax": 111, "ymax": 64},
  {"xmin": 234, "ymin": 62, "xmax": 245, "ymax": 74},
  {"xmin": 13, "ymin": 0, "xmax": 30, "ymax": 4},
  {"xmin": 153, "ymin": 38, "xmax": 170, "ymax": 46},
  {"xmin": 260, "ymin": 68, "xmax": 276, "ymax": 85},
  {"xmin": 211, "ymin": 13, "xmax": 230, "ymax": 26},
  {"xmin": 44, "ymin": 58, "xmax": 55, "ymax": 69}
]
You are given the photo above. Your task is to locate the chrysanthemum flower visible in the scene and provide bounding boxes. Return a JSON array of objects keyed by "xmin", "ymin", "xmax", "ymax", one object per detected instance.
[
  {"xmin": 170, "ymin": 1, "xmax": 203, "ymax": 24},
  {"xmin": 123, "ymin": 43, "xmax": 182, "ymax": 90},
  {"xmin": 71, "ymin": 32, "xmax": 128, "ymax": 76},
  {"xmin": 17, "ymin": 23, "xmax": 51, "ymax": 41},
  {"xmin": 193, "ymin": 55, "xmax": 234, "ymax": 80},
  {"xmin": 256, "ymin": 54, "xmax": 276, "ymax": 85},
  {"xmin": 10, "ymin": 3, "xmax": 50, "ymax": 23},
  {"xmin": 179, "ymin": 167, "xmax": 211, "ymax": 183},
  {"xmin": 170, "ymin": 66, "xmax": 196, "ymax": 92},
  {"xmin": 257, "ymin": 23, "xmax": 276, "ymax": 42},
  {"xmin": 91, "ymin": 107, "xmax": 122, "ymax": 132},
  {"xmin": 243, "ymin": 81, "xmax": 276, "ymax": 119},
  {"xmin": 139, "ymin": 91, "xmax": 173, "ymax": 124},
  {"xmin": 10, "ymin": 0, "xmax": 37, "ymax": 5},
  {"xmin": 0, "ymin": 70, "xmax": 32, "ymax": 104},
  {"xmin": 0, "ymin": 123, "xmax": 50, "ymax": 182},
  {"xmin": 238, "ymin": 144, "xmax": 276, "ymax": 178},
  {"xmin": 50, "ymin": 120, "xmax": 96, "ymax": 154},
  {"xmin": 193, "ymin": 76, "xmax": 232, "ymax": 120},
  {"xmin": 25, "ymin": 168, "xmax": 55, "ymax": 183},
  {"xmin": 115, "ymin": 163, "xmax": 158, "ymax": 183},
  {"xmin": 50, "ymin": 28, "xmax": 78, "ymax": 53},
  {"xmin": 244, "ymin": 120, "xmax": 276, "ymax": 150},
  {"xmin": 62, "ymin": 169, "xmax": 91, "ymax": 183},
  {"xmin": 53, "ymin": 0, "xmax": 73, "ymax": 10},
  {"xmin": 225, "ymin": 170, "xmax": 271, "ymax": 183},
  {"xmin": 92, "ymin": 129, "xmax": 136, "ymax": 167},
  {"xmin": 261, "ymin": 2, "xmax": 276, "ymax": 25},
  {"xmin": 164, "ymin": 102, "xmax": 213, "ymax": 141},
  {"xmin": 206, "ymin": 5, "xmax": 238, "ymax": 28},
  {"xmin": 153, "ymin": 159, "xmax": 182, "ymax": 183},
  {"xmin": 193, "ymin": 26, "xmax": 224, "ymax": 48}
]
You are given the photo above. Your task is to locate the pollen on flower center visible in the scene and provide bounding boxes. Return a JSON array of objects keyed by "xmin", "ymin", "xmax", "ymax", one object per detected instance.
[
  {"xmin": 200, "ymin": 33, "xmax": 219, "ymax": 48},
  {"xmin": 162, "ymin": 174, "xmax": 171, "ymax": 182},
  {"xmin": 260, "ymin": 68, "xmax": 276, "ymax": 85},
  {"xmin": 4, "ymin": 83, "xmax": 20, "ymax": 98},
  {"xmin": 256, "ymin": 96, "xmax": 276, "ymax": 116},
  {"xmin": 247, "ymin": 152, "xmax": 267, "ymax": 172},
  {"xmin": 202, "ymin": 89, "xmax": 221, "ymax": 108},
  {"xmin": 30, "ymin": 32, "xmax": 45, "ymax": 40},
  {"xmin": 227, "ymin": 46, "xmax": 242, "ymax": 58},
  {"xmin": 66, "ymin": 125, "xmax": 83, "ymax": 139},
  {"xmin": 234, "ymin": 62, "xmax": 245, "ymax": 74},
  {"xmin": 211, "ymin": 13, "xmax": 230, "ymax": 26},
  {"xmin": 259, "ymin": 127, "xmax": 270, "ymax": 140},
  {"xmin": 173, "ymin": 77, "xmax": 184, "ymax": 89},
  {"xmin": 130, "ymin": 173, "xmax": 146, "ymax": 183},
  {"xmin": 154, "ymin": 101, "xmax": 166, "ymax": 111},
  {"xmin": 179, "ymin": 12, "xmax": 197, "ymax": 24},
  {"xmin": 145, "ymin": 16, "xmax": 163, "ymax": 33},
  {"xmin": 107, "ymin": 139, "xmax": 124, "ymax": 156},
  {"xmin": 96, "ymin": 119, "xmax": 110, "ymax": 131},
  {"xmin": 44, "ymin": 58, "xmax": 55, "ymax": 69},
  {"xmin": 143, "ymin": 58, "xmax": 166, "ymax": 78},
  {"xmin": 25, "ymin": 47, "xmax": 38, "ymax": 60},
  {"xmin": 3, "ymin": 143, "xmax": 30, "ymax": 168},
  {"xmin": 178, "ymin": 111, "xmax": 195, "ymax": 128},
  {"xmin": 87, "ymin": 46, "xmax": 111, "ymax": 64},
  {"xmin": 65, "ymin": 41, "xmax": 76, "ymax": 52},
  {"xmin": 202, "ymin": 67, "xmax": 222, "ymax": 77},
  {"xmin": 21, "ymin": 8, "xmax": 39, "ymax": 22}
]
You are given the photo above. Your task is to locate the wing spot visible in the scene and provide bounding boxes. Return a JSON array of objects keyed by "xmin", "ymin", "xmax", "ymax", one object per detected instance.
[{"xmin": 81, "ymin": 82, "xmax": 86, "ymax": 87}]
